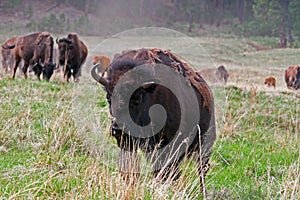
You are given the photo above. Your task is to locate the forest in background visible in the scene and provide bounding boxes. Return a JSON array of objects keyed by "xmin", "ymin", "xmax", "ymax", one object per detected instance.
[{"xmin": 1, "ymin": 0, "xmax": 300, "ymax": 47}]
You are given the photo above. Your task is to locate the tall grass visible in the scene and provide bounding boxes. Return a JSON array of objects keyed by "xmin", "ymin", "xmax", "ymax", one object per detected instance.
[{"xmin": 0, "ymin": 75, "xmax": 299, "ymax": 199}]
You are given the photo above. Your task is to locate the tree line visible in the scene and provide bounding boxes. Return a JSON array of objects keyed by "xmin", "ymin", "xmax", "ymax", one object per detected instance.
[
  {"xmin": 3, "ymin": 0, "xmax": 300, "ymax": 46},
  {"xmin": 56, "ymin": 0, "xmax": 299, "ymax": 46}
]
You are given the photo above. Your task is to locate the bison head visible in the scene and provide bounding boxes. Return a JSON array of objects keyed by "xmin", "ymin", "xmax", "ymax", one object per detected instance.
[
  {"xmin": 32, "ymin": 59, "xmax": 56, "ymax": 81},
  {"xmin": 56, "ymin": 37, "xmax": 74, "ymax": 65}
]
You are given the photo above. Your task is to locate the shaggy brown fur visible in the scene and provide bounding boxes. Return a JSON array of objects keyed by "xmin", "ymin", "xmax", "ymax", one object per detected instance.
[
  {"xmin": 285, "ymin": 65, "xmax": 300, "ymax": 90},
  {"xmin": 2, "ymin": 32, "xmax": 54, "ymax": 79},
  {"xmin": 56, "ymin": 33, "xmax": 88, "ymax": 82},
  {"xmin": 264, "ymin": 76, "xmax": 276, "ymax": 87}
]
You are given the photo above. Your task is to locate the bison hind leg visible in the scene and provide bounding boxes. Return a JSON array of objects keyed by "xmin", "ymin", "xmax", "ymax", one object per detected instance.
[
  {"xmin": 22, "ymin": 62, "xmax": 30, "ymax": 79},
  {"xmin": 12, "ymin": 58, "xmax": 21, "ymax": 79},
  {"xmin": 2, "ymin": 60, "xmax": 8, "ymax": 73},
  {"xmin": 197, "ymin": 157, "xmax": 211, "ymax": 193},
  {"xmin": 153, "ymin": 162, "xmax": 181, "ymax": 182}
]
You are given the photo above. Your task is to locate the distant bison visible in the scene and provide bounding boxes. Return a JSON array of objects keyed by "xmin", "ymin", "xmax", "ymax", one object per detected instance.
[
  {"xmin": 91, "ymin": 48, "xmax": 216, "ymax": 191},
  {"xmin": 1, "ymin": 36, "xmax": 18, "ymax": 73},
  {"xmin": 2, "ymin": 32, "xmax": 56, "ymax": 80},
  {"xmin": 92, "ymin": 55, "xmax": 110, "ymax": 77},
  {"xmin": 215, "ymin": 65, "xmax": 229, "ymax": 84},
  {"xmin": 285, "ymin": 65, "xmax": 300, "ymax": 90},
  {"xmin": 56, "ymin": 33, "xmax": 88, "ymax": 82},
  {"xmin": 198, "ymin": 65, "xmax": 229, "ymax": 84},
  {"xmin": 264, "ymin": 76, "xmax": 276, "ymax": 87}
]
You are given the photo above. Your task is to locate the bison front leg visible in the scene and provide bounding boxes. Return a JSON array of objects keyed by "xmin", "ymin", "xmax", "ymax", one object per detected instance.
[
  {"xmin": 63, "ymin": 65, "xmax": 72, "ymax": 82},
  {"xmin": 197, "ymin": 158, "xmax": 210, "ymax": 194},
  {"xmin": 152, "ymin": 162, "xmax": 180, "ymax": 182},
  {"xmin": 118, "ymin": 149, "xmax": 140, "ymax": 184},
  {"xmin": 72, "ymin": 66, "xmax": 80, "ymax": 82}
]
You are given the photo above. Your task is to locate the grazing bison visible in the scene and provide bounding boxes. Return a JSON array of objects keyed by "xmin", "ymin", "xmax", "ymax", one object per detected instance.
[
  {"xmin": 1, "ymin": 36, "xmax": 18, "ymax": 73},
  {"xmin": 215, "ymin": 65, "xmax": 229, "ymax": 84},
  {"xmin": 30, "ymin": 34, "xmax": 56, "ymax": 81},
  {"xmin": 92, "ymin": 55, "xmax": 111, "ymax": 76},
  {"xmin": 56, "ymin": 33, "xmax": 88, "ymax": 82},
  {"xmin": 264, "ymin": 76, "xmax": 276, "ymax": 88},
  {"xmin": 2, "ymin": 32, "xmax": 55, "ymax": 80},
  {"xmin": 285, "ymin": 65, "xmax": 300, "ymax": 90},
  {"xmin": 198, "ymin": 65, "xmax": 229, "ymax": 85},
  {"xmin": 91, "ymin": 48, "xmax": 216, "ymax": 191}
]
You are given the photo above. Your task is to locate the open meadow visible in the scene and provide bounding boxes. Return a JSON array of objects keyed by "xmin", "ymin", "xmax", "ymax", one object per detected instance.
[{"xmin": 0, "ymin": 33, "xmax": 299, "ymax": 199}]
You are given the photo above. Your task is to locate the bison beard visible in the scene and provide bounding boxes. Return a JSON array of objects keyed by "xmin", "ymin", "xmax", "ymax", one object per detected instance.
[{"xmin": 92, "ymin": 48, "xmax": 216, "ymax": 191}]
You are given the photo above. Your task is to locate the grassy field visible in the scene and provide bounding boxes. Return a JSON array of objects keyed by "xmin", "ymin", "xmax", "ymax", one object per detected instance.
[{"xmin": 0, "ymin": 33, "xmax": 299, "ymax": 199}]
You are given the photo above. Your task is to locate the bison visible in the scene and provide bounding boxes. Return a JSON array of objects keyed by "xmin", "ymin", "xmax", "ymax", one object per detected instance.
[
  {"xmin": 1, "ymin": 36, "xmax": 18, "ymax": 73},
  {"xmin": 198, "ymin": 65, "xmax": 229, "ymax": 85},
  {"xmin": 2, "ymin": 32, "xmax": 56, "ymax": 80},
  {"xmin": 215, "ymin": 65, "xmax": 229, "ymax": 84},
  {"xmin": 56, "ymin": 33, "xmax": 88, "ymax": 82},
  {"xmin": 30, "ymin": 34, "xmax": 56, "ymax": 81},
  {"xmin": 264, "ymin": 76, "xmax": 276, "ymax": 88},
  {"xmin": 285, "ymin": 65, "xmax": 300, "ymax": 90},
  {"xmin": 91, "ymin": 48, "xmax": 216, "ymax": 191}
]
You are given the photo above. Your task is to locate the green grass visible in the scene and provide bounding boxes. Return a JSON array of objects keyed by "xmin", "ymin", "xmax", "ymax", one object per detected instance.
[
  {"xmin": 0, "ymin": 77, "xmax": 299, "ymax": 199},
  {"xmin": 0, "ymin": 34, "xmax": 300, "ymax": 199}
]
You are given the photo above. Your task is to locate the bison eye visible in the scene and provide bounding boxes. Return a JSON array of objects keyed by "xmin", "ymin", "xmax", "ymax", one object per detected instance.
[{"xmin": 131, "ymin": 93, "xmax": 143, "ymax": 105}]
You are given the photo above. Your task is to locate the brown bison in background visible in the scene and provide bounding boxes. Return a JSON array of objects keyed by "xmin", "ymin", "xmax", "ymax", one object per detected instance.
[
  {"xmin": 91, "ymin": 48, "xmax": 216, "ymax": 191},
  {"xmin": 285, "ymin": 65, "xmax": 300, "ymax": 90},
  {"xmin": 1, "ymin": 36, "xmax": 18, "ymax": 73},
  {"xmin": 92, "ymin": 55, "xmax": 110, "ymax": 77},
  {"xmin": 56, "ymin": 33, "xmax": 88, "ymax": 82},
  {"xmin": 264, "ymin": 76, "xmax": 276, "ymax": 88},
  {"xmin": 2, "ymin": 32, "xmax": 56, "ymax": 80},
  {"xmin": 215, "ymin": 65, "xmax": 229, "ymax": 84},
  {"xmin": 198, "ymin": 65, "xmax": 229, "ymax": 85}
]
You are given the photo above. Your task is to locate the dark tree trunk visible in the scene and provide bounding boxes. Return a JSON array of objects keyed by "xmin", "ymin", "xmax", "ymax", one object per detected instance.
[
  {"xmin": 286, "ymin": 0, "xmax": 294, "ymax": 46},
  {"xmin": 199, "ymin": 0, "xmax": 206, "ymax": 29},
  {"xmin": 85, "ymin": 0, "xmax": 90, "ymax": 16},
  {"xmin": 188, "ymin": 14, "xmax": 194, "ymax": 32},
  {"xmin": 280, "ymin": 0, "xmax": 290, "ymax": 48},
  {"xmin": 236, "ymin": 0, "xmax": 247, "ymax": 24},
  {"xmin": 172, "ymin": 0, "xmax": 179, "ymax": 22},
  {"xmin": 139, "ymin": 0, "xmax": 144, "ymax": 17}
]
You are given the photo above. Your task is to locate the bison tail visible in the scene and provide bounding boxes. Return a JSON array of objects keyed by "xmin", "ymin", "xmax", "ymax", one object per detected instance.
[{"xmin": 2, "ymin": 43, "xmax": 15, "ymax": 49}]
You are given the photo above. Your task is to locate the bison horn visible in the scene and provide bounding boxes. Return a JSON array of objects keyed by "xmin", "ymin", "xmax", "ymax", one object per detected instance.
[
  {"xmin": 56, "ymin": 37, "xmax": 60, "ymax": 44},
  {"xmin": 91, "ymin": 64, "xmax": 109, "ymax": 87},
  {"xmin": 142, "ymin": 81, "xmax": 156, "ymax": 89}
]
